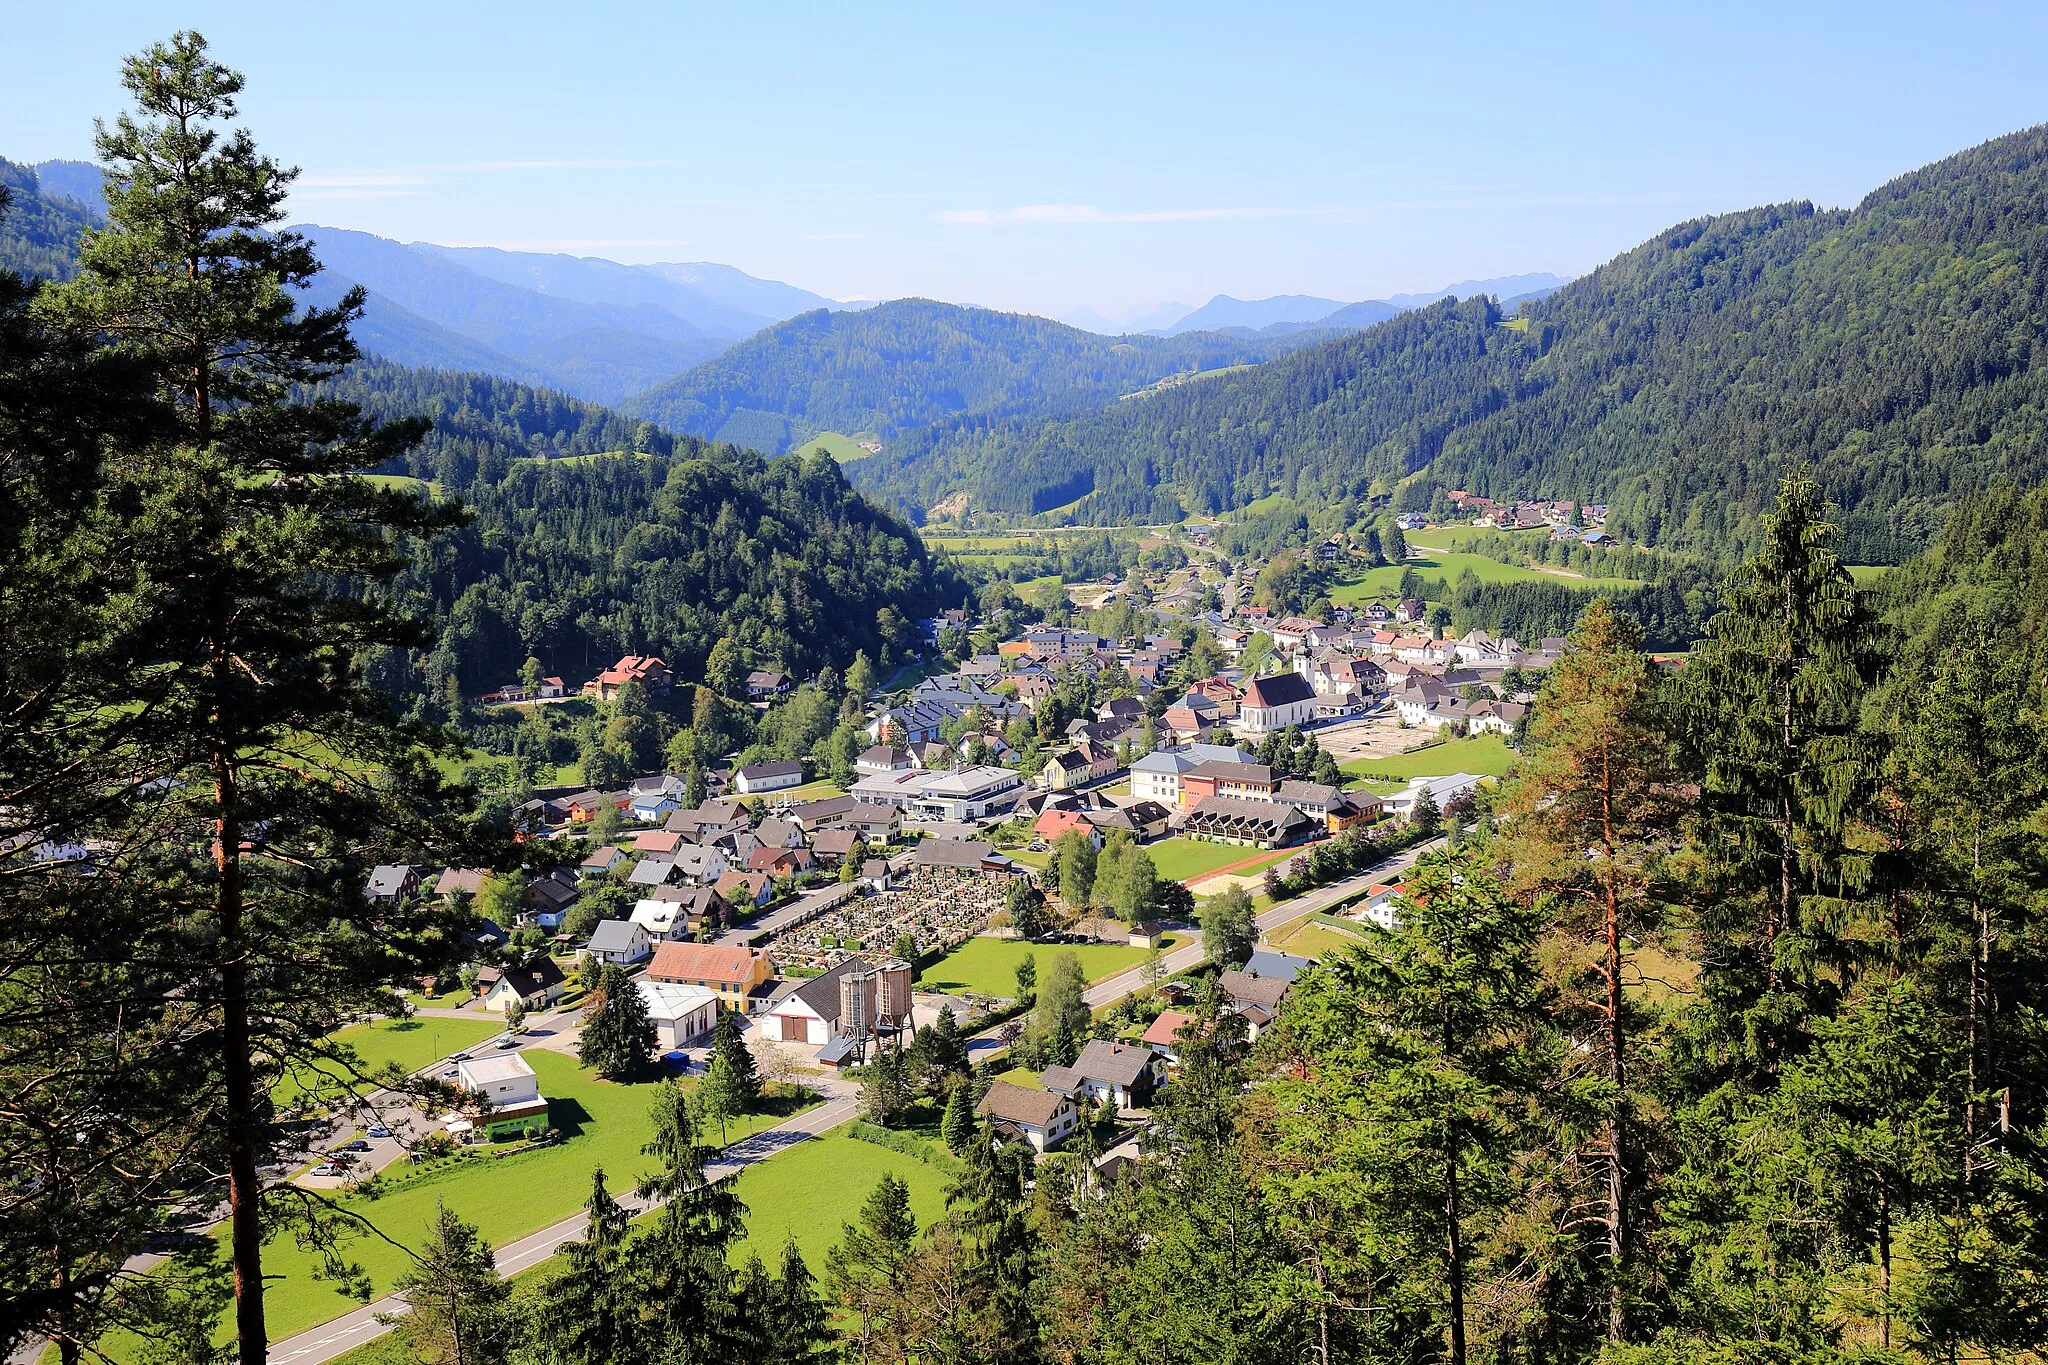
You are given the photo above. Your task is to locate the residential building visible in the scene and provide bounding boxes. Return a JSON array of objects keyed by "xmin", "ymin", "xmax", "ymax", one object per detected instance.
[
  {"xmin": 665, "ymin": 801, "xmax": 752, "ymax": 841},
  {"xmin": 478, "ymin": 958, "xmax": 567, "ymax": 1014},
  {"xmin": 734, "ymin": 760, "xmax": 806, "ymax": 795},
  {"xmin": 1040, "ymin": 1039, "xmax": 1167, "ymax": 1109},
  {"xmin": 1162, "ymin": 691, "xmax": 1221, "ymax": 740},
  {"xmin": 627, "ymin": 775, "xmax": 686, "ymax": 823},
  {"xmin": 585, "ymin": 919, "xmax": 652, "ymax": 966},
  {"xmin": 432, "ymin": 867, "xmax": 489, "ymax": 899},
  {"xmin": 1237, "ymin": 672, "xmax": 1319, "ymax": 734},
  {"xmin": 630, "ymin": 887, "xmax": 716, "ymax": 942},
  {"xmin": 1395, "ymin": 597, "xmax": 1427, "ymax": 624},
  {"xmin": 365, "ymin": 864, "xmax": 421, "ymax": 903},
  {"xmin": 1141, "ymin": 1009, "xmax": 1198, "ymax": 1063},
  {"xmin": 713, "ymin": 869, "xmax": 774, "ymax": 909},
  {"xmin": 453, "ymin": 1055, "xmax": 548, "ymax": 1139},
  {"xmin": 582, "ymin": 654, "xmax": 671, "ymax": 700},
  {"xmin": 638, "ymin": 980, "xmax": 720, "ymax": 1049},
  {"xmin": 1384, "ymin": 772, "xmax": 1485, "ymax": 817},
  {"xmin": 745, "ymin": 670, "xmax": 791, "ymax": 701},
  {"xmin": 1217, "ymin": 968, "xmax": 1292, "ymax": 1038},
  {"xmin": 579, "ymin": 846, "xmax": 630, "ymax": 878},
  {"xmin": 647, "ymin": 941, "xmax": 776, "ymax": 1011},
  {"xmin": 855, "ymin": 744, "xmax": 913, "ymax": 777},
  {"xmin": 1242, "ymin": 949, "xmax": 1314, "ymax": 984},
  {"xmin": 976, "ymin": 1081, "xmax": 1078, "ymax": 1152}
]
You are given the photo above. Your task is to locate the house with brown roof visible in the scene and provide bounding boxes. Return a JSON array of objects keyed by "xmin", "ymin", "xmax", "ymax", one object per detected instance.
[
  {"xmin": 477, "ymin": 957, "xmax": 567, "ymax": 1014},
  {"xmin": 1040, "ymin": 1039, "xmax": 1167, "ymax": 1110},
  {"xmin": 975, "ymin": 1080, "xmax": 1078, "ymax": 1152},
  {"xmin": 713, "ymin": 869, "xmax": 774, "ymax": 911},
  {"xmin": 1217, "ymin": 968, "xmax": 1292, "ymax": 1038},
  {"xmin": 647, "ymin": 941, "xmax": 775, "ymax": 1011}
]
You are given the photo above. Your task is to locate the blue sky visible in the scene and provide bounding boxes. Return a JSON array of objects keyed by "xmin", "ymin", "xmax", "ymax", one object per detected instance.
[{"xmin": 7, "ymin": 2, "xmax": 2047, "ymax": 319}]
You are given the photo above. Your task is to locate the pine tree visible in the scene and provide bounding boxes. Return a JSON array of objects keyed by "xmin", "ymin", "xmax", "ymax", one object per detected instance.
[
  {"xmin": 1013, "ymin": 951, "xmax": 1037, "ymax": 1003},
  {"xmin": 37, "ymin": 36, "xmax": 496, "ymax": 1362},
  {"xmin": 577, "ymin": 963, "xmax": 653, "ymax": 1078},
  {"xmin": 378, "ymin": 1203, "xmax": 513, "ymax": 1365},
  {"xmin": 1496, "ymin": 598, "xmax": 1683, "ymax": 1345},
  {"xmin": 1035, "ymin": 951, "xmax": 1090, "ymax": 1068},
  {"xmin": 945, "ymin": 1121, "xmax": 1037, "ymax": 1363}
]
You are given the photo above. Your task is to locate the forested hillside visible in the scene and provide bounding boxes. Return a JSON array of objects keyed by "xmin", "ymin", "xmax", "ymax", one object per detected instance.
[
  {"xmin": 857, "ymin": 125, "xmax": 2048, "ymax": 560},
  {"xmin": 302, "ymin": 364, "xmax": 951, "ymax": 693},
  {"xmin": 625, "ymin": 297, "xmax": 1332, "ymax": 453},
  {"xmin": 375, "ymin": 442, "xmax": 946, "ymax": 699},
  {"xmin": 0, "ymin": 158, "xmax": 93, "ymax": 280}
]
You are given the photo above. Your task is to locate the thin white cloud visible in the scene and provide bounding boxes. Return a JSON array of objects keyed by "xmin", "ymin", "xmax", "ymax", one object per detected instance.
[
  {"xmin": 297, "ymin": 173, "xmax": 430, "ymax": 188},
  {"xmin": 289, "ymin": 187, "xmax": 426, "ymax": 201},
  {"xmin": 937, "ymin": 203, "xmax": 1307, "ymax": 227}
]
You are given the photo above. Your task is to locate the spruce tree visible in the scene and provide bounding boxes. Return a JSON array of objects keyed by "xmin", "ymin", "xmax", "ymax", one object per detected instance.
[
  {"xmin": 710, "ymin": 1005, "xmax": 762, "ymax": 1107},
  {"xmin": 532, "ymin": 1170, "xmax": 642, "ymax": 1365},
  {"xmin": 763, "ymin": 1237, "xmax": 833, "ymax": 1364},
  {"xmin": 378, "ymin": 1203, "xmax": 513, "ymax": 1365},
  {"xmin": 1682, "ymin": 469, "xmax": 1869, "ymax": 1070},
  {"xmin": 824, "ymin": 1175, "xmax": 919, "ymax": 1364},
  {"xmin": 36, "ymin": 35, "xmax": 501, "ymax": 1363},
  {"xmin": 578, "ymin": 963, "xmax": 653, "ymax": 1078},
  {"xmin": 942, "ymin": 1080, "xmax": 977, "ymax": 1155},
  {"xmin": 635, "ymin": 1079, "xmax": 747, "ymax": 1360}
]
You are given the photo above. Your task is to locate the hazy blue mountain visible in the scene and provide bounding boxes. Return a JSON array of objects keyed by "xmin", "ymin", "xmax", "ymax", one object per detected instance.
[
  {"xmin": 636, "ymin": 260, "xmax": 851, "ymax": 323},
  {"xmin": 1, "ymin": 158, "xmax": 98, "ymax": 280},
  {"xmin": 1061, "ymin": 300, "xmax": 1196, "ymax": 334},
  {"xmin": 1310, "ymin": 299, "xmax": 1403, "ymax": 330},
  {"xmin": 30, "ymin": 159, "xmax": 105, "ymax": 216},
  {"xmin": 1163, "ymin": 293, "xmax": 1348, "ymax": 334},
  {"xmin": 418, "ymin": 244, "xmax": 785, "ymax": 337},
  {"xmin": 1382, "ymin": 271, "xmax": 1569, "ymax": 309}
]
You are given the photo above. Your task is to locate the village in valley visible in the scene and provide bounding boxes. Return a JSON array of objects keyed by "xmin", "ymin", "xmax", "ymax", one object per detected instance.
[{"xmin": 260, "ymin": 491, "xmax": 1608, "ymax": 1354}]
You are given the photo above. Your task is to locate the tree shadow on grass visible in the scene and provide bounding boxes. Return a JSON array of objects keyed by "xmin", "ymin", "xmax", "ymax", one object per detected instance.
[{"xmin": 544, "ymin": 1097, "xmax": 592, "ymax": 1141}]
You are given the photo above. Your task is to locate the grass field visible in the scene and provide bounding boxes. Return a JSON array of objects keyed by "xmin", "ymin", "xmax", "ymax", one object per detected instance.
[
  {"xmin": 793, "ymin": 431, "xmax": 880, "ymax": 464},
  {"xmin": 191, "ymin": 1051, "xmax": 815, "ymax": 1346},
  {"xmin": 1269, "ymin": 919, "xmax": 1368, "ymax": 960},
  {"xmin": 729, "ymin": 1131, "xmax": 952, "ymax": 1268},
  {"xmin": 1340, "ymin": 734, "xmax": 1517, "ymax": 783},
  {"xmin": 1144, "ymin": 837, "xmax": 1290, "ymax": 884},
  {"xmin": 922, "ymin": 935, "xmax": 1185, "ymax": 998},
  {"xmin": 768, "ymin": 779, "xmax": 850, "ymax": 803},
  {"xmin": 1331, "ymin": 550, "xmax": 1640, "ymax": 605},
  {"xmin": 275, "ymin": 1016, "xmax": 505, "ymax": 1107},
  {"xmin": 1847, "ymin": 564, "xmax": 1893, "ymax": 585}
]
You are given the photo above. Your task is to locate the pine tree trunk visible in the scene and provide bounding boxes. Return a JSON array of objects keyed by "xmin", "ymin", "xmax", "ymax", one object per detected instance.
[
  {"xmin": 1605, "ymin": 881, "xmax": 1627, "ymax": 1346},
  {"xmin": 215, "ymin": 692, "xmax": 268, "ymax": 1365}
]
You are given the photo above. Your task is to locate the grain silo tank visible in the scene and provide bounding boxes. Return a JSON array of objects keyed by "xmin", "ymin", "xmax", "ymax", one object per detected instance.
[
  {"xmin": 876, "ymin": 959, "xmax": 914, "ymax": 1029},
  {"xmin": 839, "ymin": 968, "xmax": 879, "ymax": 1051}
]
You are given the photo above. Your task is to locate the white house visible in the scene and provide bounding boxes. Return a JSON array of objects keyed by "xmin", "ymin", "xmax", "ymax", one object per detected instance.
[
  {"xmin": 849, "ymin": 765, "xmax": 1023, "ymax": 822},
  {"xmin": 1236, "ymin": 671, "xmax": 1319, "ymax": 734},
  {"xmin": 1384, "ymin": 772, "xmax": 1485, "ymax": 816},
  {"xmin": 636, "ymin": 979, "xmax": 721, "ymax": 1049},
  {"xmin": 585, "ymin": 918, "xmax": 652, "ymax": 966},
  {"xmin": 976, "ymin": 1081, "xmax": 1078, "ymax": 1152},
  {"xmin": 734, "ymin": 760, "xmax": 806, "ymax": 795},
  {"xmin": 453, "ymin": 1054, "xmax": 549, "ymax": 1139},
  {"xmin": 1040, "ymin": 1040, "xmax": 1166, "ymax": 1110}
]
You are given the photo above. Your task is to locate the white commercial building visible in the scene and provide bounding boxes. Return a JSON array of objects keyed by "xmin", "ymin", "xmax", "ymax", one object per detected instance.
[
  {"xmin": 848, "ymin": 764, "xmax": 1024, "ymax": 822},
  {"xmin": 636, "ymin": 980, "xmax": 721, "ymax": 1050}
]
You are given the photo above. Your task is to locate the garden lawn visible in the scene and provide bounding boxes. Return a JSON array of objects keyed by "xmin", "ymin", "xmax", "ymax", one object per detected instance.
[
  {"xmin": 1340, "ymin": 734, "xmax": 1516, "ymax": 783},
  {"xmin": 1330, "ymin": 550, "xmax": 1639, "ymax": 605},
  {"xmin": 274, "ymin": 1016, "xmax": 504, "ymax": 1107},
  {"xmin": 1269, "ymin": 919, "xmax": 1369, "ymax": 960},
  {"xmin": 206, "ymin": 1051, "xmax": 812, "ymax": 1346},
  {"xmin": 730, "ymin": 1131, "xmax": 952, "ymax": 1269},
  {"xmin": 922, "ymin": 935, "xmax": 1186, "ymax": 998}
]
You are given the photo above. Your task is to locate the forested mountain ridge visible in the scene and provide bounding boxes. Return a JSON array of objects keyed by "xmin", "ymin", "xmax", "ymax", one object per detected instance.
[
  {"xmin": 623, "ymin": 297, "xmax": 1336, "ymax": 454},
  {"xmin": 375, "ymin": 440, "xmax": 945, "ymax": 699},
  {"xmin": 855, "ymin": 125, "xmax": 2048, "ymax": 559},
  {"xmin": 310, "ymin": 365, "xmax": 951, "ymax": 693},
  {"xmin": 0, "ymin": 158, "xmax": 94, "ymax": 280}
]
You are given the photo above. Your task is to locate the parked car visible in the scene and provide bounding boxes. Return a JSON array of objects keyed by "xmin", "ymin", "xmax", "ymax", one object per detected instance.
[
  {"xmin": 309, "ymin": 1163, "xmax": 343, "ymax": 1177},
  {"xmin": 142, "ymin": 1231, "xmax": 205, "ymax": 1255},
  {"xmin": 441, "ymin": 1067, "xmax": 460, "ymax": 1079},
  {"xmin": 366, "ymin": 1126, "xmax": 392, "ymax": 1139},
  {"xmin": 448, "ymin": 1051, "xmax": 474, "ymax": 1062},
  {"xmin": 334, "ymin": 1140, "xmax": 371, "ymax": 1153},
  {"xmin": 494, "ymin": 1036, "xmax": 520, "ymax": 1050}
]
